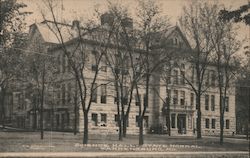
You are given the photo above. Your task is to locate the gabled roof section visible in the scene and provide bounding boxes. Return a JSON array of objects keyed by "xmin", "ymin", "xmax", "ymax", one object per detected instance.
[
  {"xmin": 164, "ymin": 26, "xmax": 192, "ymax": 50},
  {"xmin": 29, "ymin": 20, "xmax": 76, "ymax": 44}
]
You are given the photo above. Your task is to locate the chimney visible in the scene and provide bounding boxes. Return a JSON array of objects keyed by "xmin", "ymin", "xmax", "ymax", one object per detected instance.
[
  {"xmin": 100, "ymin": 13, "xmax": 114, "ymax": 26},
  {"xmin": 72, "ymin": 20, "xmax": 80, "ymax": 29}
]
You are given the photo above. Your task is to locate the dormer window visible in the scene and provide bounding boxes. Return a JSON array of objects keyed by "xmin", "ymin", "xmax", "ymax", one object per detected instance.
[{"xmin": 173, "ymin": 38, "xmax": 178, "ymax": 45}]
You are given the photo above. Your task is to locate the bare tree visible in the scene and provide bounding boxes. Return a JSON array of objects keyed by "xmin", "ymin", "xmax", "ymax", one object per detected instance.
[
  {"xmin": 179, "ymin": 1, "xmax": 215, "ymax": 139},
  {"xmin": 25, "ymin": 34, "xmax": 57, "ymax": 139},
  {"xmin": 209, "ymin": 12, "xmax": 240, "ymax": 144},
  {"xmin": 135, "ymin": 0, "xmax": 170, "ymax": 145},
  {"xmin": 42, "ymin": 0, "xmax": 116, "ymax": 144}
]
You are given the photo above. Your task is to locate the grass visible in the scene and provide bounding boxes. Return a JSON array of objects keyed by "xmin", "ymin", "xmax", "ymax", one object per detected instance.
[{"xmin": 0, "ymin": 131, "xmax": 249, "ymax": 152}]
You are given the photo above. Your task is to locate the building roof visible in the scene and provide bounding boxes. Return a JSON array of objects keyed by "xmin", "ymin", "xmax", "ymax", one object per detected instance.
[{"xmin": 30, "ymin": 20, "xmax": 76, "ymax": 44}]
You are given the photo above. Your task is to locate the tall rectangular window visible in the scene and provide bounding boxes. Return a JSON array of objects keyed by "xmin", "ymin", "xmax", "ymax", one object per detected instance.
[
  {"xmin": 191, "ymin": 66, "xmax": 195, "ymax": 83},
  {"xmin": 167, "ymin": 74, "xmax": 171, "ymax": 84},
  {"xmin": 91, "ymin": 50, "xmax": 98, "ymax": 71},
  {"xmin": 143, "ymin": 94, "xmax": 147, "ymax": 107},
  {"xmin": 224, "ymin": 97, "xmax": 229, "ymax": 112},
  {"xmin": 135, "ymin": 94, "xmax": 141, "ymax": 106},
  {"xmin": 205, "ymin": 118, "xmax": 209, "ymax": 129},
  {"xmin": 180, "ymin": 71, "xmax": 185, "ymax": 85},
  {"xmin": 190, "ymin": 93, "xmax": 194, "ymax": 107},
  {"xmin": 101, "ymin": 113, "xmax": 107, "ymax": 123},
  {"xmin": 114, "ymin": 114, "xmax": 119, "ymax": 127},
  {"xmin": 171, "ymin": 114, "xmax": 176, "ymax": 128},
  {"xmin": 62, "ymin": 84, "xmax": 65, "ymax": 106},
  {"xmin": 211, "ymin": 70, "xmax": 216, "ymax": 87},
  {"xmin": 173, "ymin": 70, "xmax": 178, "ymax": 84},
  {"xmin": 57, "ymin": 55, "xmax": 61, "ymax": 73},
  {"xmin": 173, "ymin": 90, "xmax": 178, "ymax": 105},
  {"xmin": 67, "ymin": 83, "xmax": 72, "ymax": 104},
  {"xmin": 91, "ymin": 83, "xmax": 97, "ymax": 103},
  {"xmin": 211, "ymin": 95, "xmax": 215, "ymax": 111},
  {"xmin": 143, "ymin": 116, "xmax": 149, "ymax": 128},
  {"xmin": 91, "ymin": 113, "xmax": 98, "ymax": 126},
  {"xmin": 212, "ymin": 118, "xmax": 216, "ymax": 129},
  {"xmin": 180, "ymin": 91, "xmax": 185, "ymax": 106},
  {"xmin": 122, "ymin": 86, "xmax": 128, "ymax": 105},
  {"xmin": 100, "ymin": 84, "xmax": 107, "ymax": 104},
  {"xmin": 100, "ymin": 58, "xmax": 107, "ymax": 72},
  {"xmin": 136, "ymin": 115, "xmax": 139, "ymax": 127},
  {"xmin": 226, "ymin": 119, "xmax": 230, "ymax": 129},
  {"xmin": 62, "ymin": 54, "xmax": 66, "ymax": 73},
  {"xmin": 205, "ymin": 72, "xmax": 210, "ymax": 86},
  {"xmin": 205, "ymin": 95, "xmax": 209, "ymax": 110}
]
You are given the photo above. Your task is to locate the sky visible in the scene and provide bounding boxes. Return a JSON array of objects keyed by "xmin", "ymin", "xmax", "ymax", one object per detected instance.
[{"xmin": 19, "ymin": 0, "xmax": 249, "ymax": 56}]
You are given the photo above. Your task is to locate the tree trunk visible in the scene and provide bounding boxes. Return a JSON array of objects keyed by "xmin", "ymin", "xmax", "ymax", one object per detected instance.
[
  {"xmin": 220, "ymin": 111, "xmax": 224, "ymax": 145},
  {"xmin": 83, "ymin": 111, "xmax": 88, "ymax": 144},
  {"xmin": 40, "ymin": 100, "xmax": 44, "ymax": 140},
  {"xmin": 33, "ymin": 109, "xmax": 37, "ymax": 130},
  {"xmin": 118, "ymin": 115, "xmax": 123, "ymax": 140},
  {"xmin": 196, "ymin": 95, "xmax": 202, "ymax": 139},
  {"xmin": 123, "ymin": 115, "xmax": 127, "ymax": 137},
  {"xmin": 167, "ymin": 97, "xmax": 171, "ymax": 136},
  {"xmin": 74, "ymin": 95, "xmax": 77, "ymax": 135},
  {"xmin": 139, "ymin": 117, "xmax": 144, "ymax": 145},
  {"xmin": 0, "ymin": 88, "xmax": 6, "ymax": 129}
]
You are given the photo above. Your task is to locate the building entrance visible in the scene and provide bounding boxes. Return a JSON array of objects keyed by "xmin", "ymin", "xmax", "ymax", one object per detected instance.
[{"xmin": 177, "ymin": 114, "xmax": 186, "ymax": 134}]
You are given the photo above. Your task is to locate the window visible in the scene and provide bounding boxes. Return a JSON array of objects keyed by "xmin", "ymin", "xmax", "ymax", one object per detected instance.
[
  {"xmin": 173, "ymin": 38, "xmax": 178, "ymax": 45},
  {"xmin": 114, "ymin": 114, "xmax": 119, "ymax": 127},
  {"xmin": 62, "ymin": 54, "xmax": 66, "ymax": 73},
  {"xmin": 205, "ymin": 72, "xmax": 210, "ymax": 86},
  {"xmin": 66, "ymin": 113, "xmax": 70, "ymax": 126},
  {"xmin": 135, "ymin": 94, "xmax": 141, "ymax": 106},
  {"xmin": 91, "ymin": 113, "xmax": 98, "ymax": 126},
  {"xmin": 212, "ymin": 119, "xmax": 216, "ymax": 129},
  {"xmin": 226, "ymin": 119, "xmax": 230, "ymax": 129},
  {"xmin": 136, "ymin": 116, "xmax": 148, "ymax": 128},
  {"xmin": 56, "ymin": 114, "xmax": 60, "ymax": 127},
  {"xmin": 136, "ymin": 115, "xmax": 139, "ymax": 127},
  {"xmin": 91, "ymin": 83, "xmax": 97, "ymax": 103},
  {"xmin": 91, "ymin": 50, "xmax": 98, "ymax": 71},
  {"xmin": 191, "ymin": 66, "xmax": 195, "ymax": 83},
  {"xmin": 100, "ymin": 84, "xmax": 107, "ymax": 104},
  {"xmin": 211, "ymin": 70, "xmax": 216, "ymax": 87},
  {"xmin": 171, "ymin": 114, "xmax": 176, "ymax": 128},
  {"xmin": 101, "ymin": 113, "xmax": 107, "ymax": 123},
  {"xmin": 143, "ymin": 116, "xmax": 149, "ymax": 128},
  {"xmin": 56, "ymin": 90, "xmax": 61, "ymax": 105},
  {"xmin": 173, "ymin": 90, "xmax": 178, "ymax": 105},
  {"xmin": 180, "ymin": 91, "xmax": 185, "ymax": 106},
  {"xmin": 211, "ymin": 95, "xmax": 215, "ymax": 111},
  {"xmin": 122, "ymin": 86, "xmax": 128, "ymax": 105},
  {"xmin": 190, "ymin": 93, "xmax": 194, "ymax": 107},
  {"xmin": 224, "ymin": 97, "xmax": 229, "ymax": 112},
  {"xmin": 167, "ymin": 74, "xmax": 171, "ymax": 84},
  {"xmin": 67, "ymin": 83, "xmax": 71, "ymax": 103},
  {"xmin": 166, "ymin": 89, "xmax": 171, "ymax": 104},
  {"xmin": 205, "ymin": 118, "xmax": 209, "ymax": 129},
  {"xmin": 143, "ymin": 94, "xmax": 148, "ymax": 107},
  {"xmin": 62, "ymin": 84, "xmax": 66, "ymax": 106},
  {"xmin": 205, "ymin": 95, "xmax": 209, "ymax": 110},
  {"xmin": 57, "ymin": 55, "xmax": 61, "ymax": 73},
  {"xmin": 173, "ymin": 70, "xmax": 178, "ymax": 84},
  {"xmin": 180, "ymin": 71, "xmax": 185, "ymax": 85},
  {"xmin": 100, "ymin": 58, "xmax": 107, "ymax": 72}
]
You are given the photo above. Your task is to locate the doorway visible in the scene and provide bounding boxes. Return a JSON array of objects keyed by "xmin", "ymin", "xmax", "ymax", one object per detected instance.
[{"xmin": 177, "ymin": 114, "xmax": 186, "ymax": 134}]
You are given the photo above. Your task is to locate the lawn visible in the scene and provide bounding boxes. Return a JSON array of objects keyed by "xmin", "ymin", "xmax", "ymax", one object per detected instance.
[{"xmin": 0, "ymin": 130, "xmax": 249, "ymax": 153}]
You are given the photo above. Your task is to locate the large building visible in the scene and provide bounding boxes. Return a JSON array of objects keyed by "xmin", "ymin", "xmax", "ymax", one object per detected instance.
[{"xmin": 8, "ymin": 14, "xmax": 236, "ymax": 136}]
